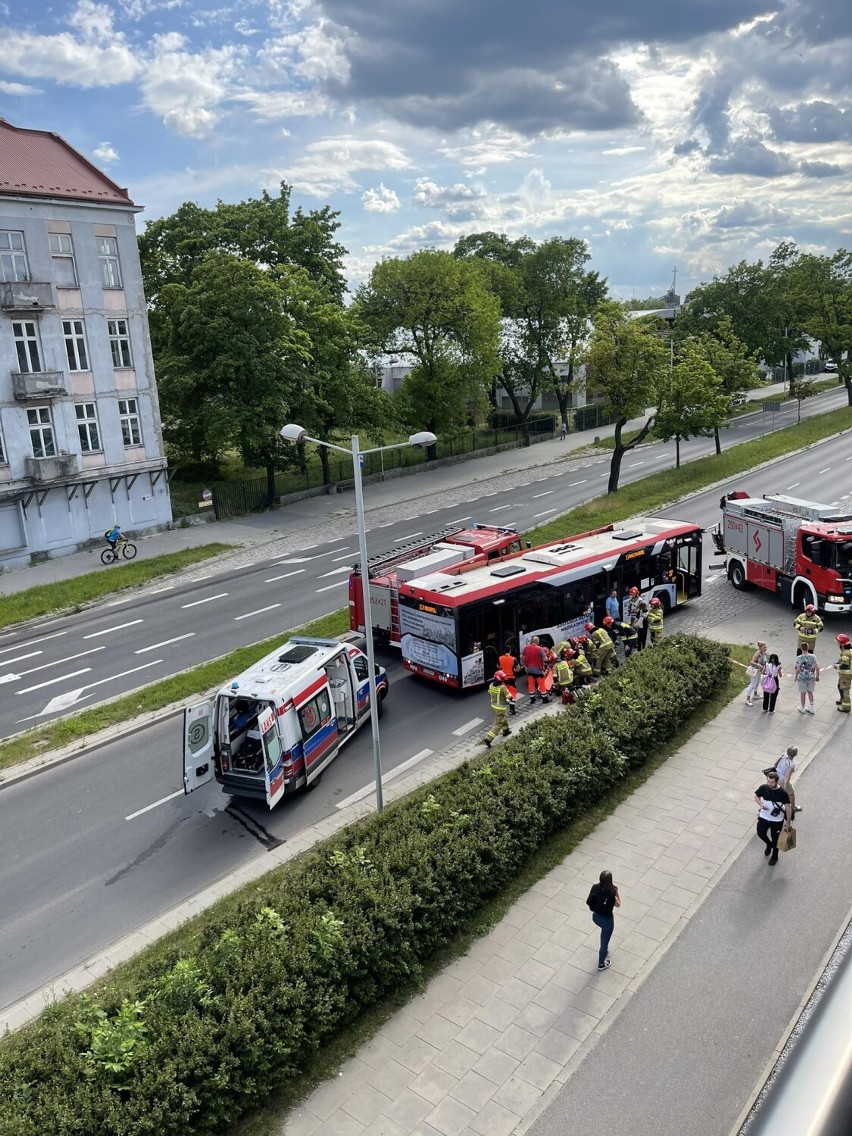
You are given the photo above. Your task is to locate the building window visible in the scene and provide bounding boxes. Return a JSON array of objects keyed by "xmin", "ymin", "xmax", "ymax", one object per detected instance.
[
  {"xmin": 63, "ymin": 319, "xmax": 89, "ymax": 371},
  {"xmin": 97, "ymin": 236, "xmax": 122, "ymax": 288},
  {"xmin": 49, "ymin": 232, "xmax": 77, "ymax": 287},
  {"xmin": 27, "ymin": 406, "xmax": 56, "ymax": 459},
  {"xmin": 118, "ymin": 398, "xmax": 142, "ymax": 446},
  {"xmin": 108, "ymin": 319, "xmax": 133, "ymax": 368},
  {"xmin": 0, "ymin": 230, "xmax": 28, "ymax": 282},
  {"xmin": 75, "ymin": 402, "xmax": 101, "ymax": 452},
  {"xmin": 12, "ymin": 320, "xmax": 43, "ymax": 373}
]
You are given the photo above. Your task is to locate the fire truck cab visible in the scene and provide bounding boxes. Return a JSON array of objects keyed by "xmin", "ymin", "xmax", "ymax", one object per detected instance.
[{"xmin": 718, "ymin": 493, "xmax": 852, "ymax": 612}]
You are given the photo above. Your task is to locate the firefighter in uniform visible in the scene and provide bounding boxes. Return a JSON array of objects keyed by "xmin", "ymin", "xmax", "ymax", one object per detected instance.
[
  {"xmin": 482, "ymin": 670, "xmax": 514, "ymax": 747},
  {"xmin": 552, "ymin": 654, "xmax": 575, "ymax": 704},
  {"xmin": 498, "ymin": 645, "xmax": 520, "ymax": 714},
  {"xmin": 626, "ymin": 586, "xmax": 649, "ymax": 650},
  {"xmin": 793, "ymin": 604, "xmax": 824, "ymax": 651},
  {"xmin": 604, "ymin": 615, "xmax": 638, "ymax": 658},
  {"xmin": 646, "ymin": 597, "xmax": 664, "ymax": 645},
  {"xmin": 586, "ymin": 621, "xmax": 617, "ymax": 676},
  {"xmin": 564, "ymin": 646, "xmax": 593, "ymax": 686},
  {"xmin": 834, "ymin": 633, "xmax": 852, "ymax": 713}
]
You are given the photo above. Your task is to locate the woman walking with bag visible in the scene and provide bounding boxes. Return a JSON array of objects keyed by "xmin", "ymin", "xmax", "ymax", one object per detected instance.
[
  {"xmin": 745, "ymin": 641, "xmax": 768, "ymax": 706},
  {"xmin": 761, "ymin": 653, "xmax": 782, "ymax": 713},
  {"xmin": 586, "ymin": 870, "xmax": 621, "ymax": 971}
]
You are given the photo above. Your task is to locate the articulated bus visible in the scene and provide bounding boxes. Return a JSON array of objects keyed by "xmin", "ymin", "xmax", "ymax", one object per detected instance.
[{"xmin": 397, "ymin": 517, "xmax": 703, "ymax": 688}]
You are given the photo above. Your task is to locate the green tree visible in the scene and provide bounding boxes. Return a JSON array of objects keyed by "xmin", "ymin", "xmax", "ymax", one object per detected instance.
[
  {"xmin": 787, "ymin": 250, "xmax": 852, "ymax": 406},
  {"xmin": 586, "ymin": 302, "xmax": 669, "ymax": 492},
  {"xmin": 788, "ymin": 375, "xmax": 818, "ymax": 423},
  {"xmin": 654, "ymin": 345, "xmax": 729, "ymax": 467},
  {"xmin": 156, "ymin": 253, "xmax": 310, "ymax": 499},
  {"xmin": 354, "ymin": 249, "xmax": 501, "ymax": 453},
  {"xmin": 680, "ymin": 317, "xmax": 756, "ymax": 454}
]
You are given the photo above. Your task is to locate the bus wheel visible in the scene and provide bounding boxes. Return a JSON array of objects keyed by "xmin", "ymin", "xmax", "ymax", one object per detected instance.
[{"xmin": 729, "ymin": 562, "xmax": 749, "ymax": 591}]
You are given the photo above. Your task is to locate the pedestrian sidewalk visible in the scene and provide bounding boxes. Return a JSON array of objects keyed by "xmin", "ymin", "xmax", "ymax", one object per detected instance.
[
  {"xmin": 0, "ymin": 382, "xmax": 790, "ymax": 598},
  {"xmin": 277, "ymin": 671, "xmax": 847, "ymax": 1136}
]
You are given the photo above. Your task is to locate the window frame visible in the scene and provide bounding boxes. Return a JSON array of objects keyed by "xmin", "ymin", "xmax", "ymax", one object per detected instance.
[
  {"xmin": 63, "ymin": 319, "xmax": 90, "ymax": 372},
  {"xmin": 96, "ymin": 236, "xmax": 122, "ymax": 288},
  {"xmin": 27, "ymin": 405, "xmax": 56, "ymax": 459},
  {"xmin": 107, "ymin": 318, "xmax": 133, "ymax": 368},
  {"xmin": 48, "ymin": 232, "xmax": 78, "ymax": 287},
  {"xmin": 12, "ymin": 320, "xmax": 43, "ymax": 374},
  {"xmin": 0, "ymin": 419, "xmax": 6, "ymax": 465},
  {"xmin": 74, "ymin": 402, "xmax": 101, "ymax": 453},
  {"xmin": 118, "ymin": 397, "xmax": 142, "ymax": 447},
  {"xmin": 0, "ymin": 229, "xmax": 29, "ymax": 282}
]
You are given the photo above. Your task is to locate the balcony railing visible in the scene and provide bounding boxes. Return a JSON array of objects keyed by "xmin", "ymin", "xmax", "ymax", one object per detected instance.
[
  {"xmin": 23, "ymin": 454, "xmax": 80, "ymax": 483},
  {"xmin": 12, "ymin": 371, "xmax": 67, "ymax": 400},
  {"xmin": 0, "ymin": 281, "xmax": 55, "ymax": 311}
]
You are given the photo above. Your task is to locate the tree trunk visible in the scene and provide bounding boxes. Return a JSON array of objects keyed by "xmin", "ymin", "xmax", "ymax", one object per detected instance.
[
  {"xmin": 675, "ymin": 436, "xmax": 681, "ymax": 468},
  {"xmin": 319, "ymin": 446, "xmax": 331, "ymax": 487},
  {"xmin": 845, "ymin": 377, "xmax": 852, "ymax": 407},
  {"xmin": 265, "ymin": 460, "xmax": 276, "ymax": 508},
  {"xmin": 714, "ymin": 425, "xmax": 721, "ymax": 456},
  {"xmin": 608, "ymin": 414, "xmax": 656, "ymax": 494}
]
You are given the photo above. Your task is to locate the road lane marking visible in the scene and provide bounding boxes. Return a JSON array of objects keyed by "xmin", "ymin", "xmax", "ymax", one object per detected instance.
[
  {"xmin": 264, "ymin": 569, "xmax": 306, "ymax": 583},
  {"xmin": 1, "ymin": 646, "xmax": 106, "ymax": 683},
  {"xmin": 532, "ymin": 490, "xmax": 554, "ymax": 498},
  {"xmin": 125, "ymin": 790, "xmax": 184, "ymax": 821},
  {"xmin": 489, "ymin": 505, "xmax": 513, "ymax": 512},
  {"xmin": 235, "ymin": 604, "xmax": 282, "ymax": 621},
  {"xmin": 0, "ymin": 651, "xmax": 42, "ymax": 667},
  {"xmin": 0, "ymin": 631, "xmax": 66, "ymax": 655},
  {"xmin": 398, "ymin": 532, "xmax": 423, "ymax": 540},
  {"xmin": 785, "ymin": 483, "xmax": 799, "ymax": 490},
  {"xmin": 274, "ymin": 545, "xmax": 349, "ymax": 565},
  {"xmin": 629, "ymin": 461, "xmax": 645, "ymax": 467},
  {"xmin": 17, "ymin": 667, "xmax": 92, "ymax": 694},
  {"xmin": 534, "ymin": 509, "xmax": 557, "ymax": 518},
  {"xmin": 135, "ymin": 634, "xmax": 195, "ymax": 654},
  {"xmin": 335, "ymin": 749, "xmax": 434, "ymax": 810},
  {"xmin": 83, "ymin": 619, "xmax": 144, "ymax": 639},
  {"xmin": 446, "ymin": 517, "xmax": 471, "ymax": 524},
  {"xmin": 316, "ymin": 580, "xmax": 348, "ymax": 593},
  {"xmin": 181, "ymin": 593, "xmax": 228, "ymax": 608},
  {"xmin": 818, "ymin": 467, "xmax": 832, "ymax": 475},
  {"xmin": 452, "ymin": 717, "xmax": 484, "ymax": 736},
  {"xmin": 318, "ymin": 565, "xmax": 352, "ymax": 579},
  {"xmin": 81, "ymin": 659, "xmax": 164, "ymax": 691},
  {"xmin": 332, "ymin": 552, "xmax": 355, "ymax": 562},
  {"xmin": 568, "ymin": 480, "xmax": 587, "ymax": 486},
  {"xmin": 105, "ymin": 595, "xmax": 136, "ymax": 607}
]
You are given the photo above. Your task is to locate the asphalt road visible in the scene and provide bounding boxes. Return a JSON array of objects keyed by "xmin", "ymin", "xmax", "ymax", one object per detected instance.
[
  {"xmin": 1, "ymin": 432, "xmax": 851, "ymax": 1015},
  {"xmin": 0, "ymin": 385, "xmax": 848, "ymax": 738}
]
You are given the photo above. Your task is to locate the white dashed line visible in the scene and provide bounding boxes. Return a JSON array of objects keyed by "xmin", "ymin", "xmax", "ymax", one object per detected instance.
[
  {"xmin": 532, "ymin": 490, "xmax": 554, "ymax": 499},
  {"xmin": 81, "ymin": 660, "xmax": 164, "ymax": 691},
  {"xmin": 235, "ymin": 604, "xmax": 282, "ymax": 621},
  {"xmin": 0, "ymin": 651, "xmax": 41, "ymax": 667},
  {"xmin": 265, "ymin": 569, "xmax": 306, "ymax": 583},
  {"xmin": 332, "ymin": 552, "xmax": 355, "ymax": 562},
  {"xmin": 534, "ymin": 509, "xmax": 557, "ymax": 518},
  {"xmin": 446, "ymin": 517, "xmax": 471, "ymax": 525},
  {"xmin": 318, "ymin": 565, "xmax": 352, "ymax": 579},
  {"xmin": 125, "ymin": 790, "xmax": 184, "ymax": 821},
  {"xmin": 5, "ymin": 646, "xmax": 105, "ymax": 680},
  {"xmin": 785, "ymin": 483, "xmax": 799, "ymax": 490},
  {"xmin": 818, "ymin": 468, "xmax": 832, "ymax": 475},
  {"xmin": 83, "ymin": 619, "xmax": 143, "ymax": 639},
  {"xmin": 181, "ymin": 593, "xmax": 228, "ymax": 608},
  {"xmin": 568, "ymin": 481, "xmax": 587, "ymax": 486},
  {"xmin": 490, "ymin": 505, "xmax": 513, "ymax": 512},
  {"xmin": 398, "ymin": 532, "xmax": 424, "ymax": 540},
  {"xmin": 17, "ymin": 668, "xmax": 92, "ymax": 694},
  {"xmin": 135, "ymin": 634, "xmax": 195, "ymax": 654},
  {"xmin": 629, "ymin": 461, "xmax": 645, "ymax": 467},
  {"xmin": 0, "ymin": 631, "xmax": 66, "ymax": 654},
  {"xmin": 316, "ymin": 580, "xmax": 348, "ymax": 593},
  {"xmin": 452, "ymin": 717, "xmax": 484, "ymax": 736}
]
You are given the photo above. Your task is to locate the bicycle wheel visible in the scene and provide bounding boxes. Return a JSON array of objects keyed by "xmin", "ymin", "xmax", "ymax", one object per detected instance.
[
  {"xmin": 121, "ymin": 542, "xmax": 138, "ymax": 561},
  {"xmin": 100, "ymin": 548, "xmax": 116, "ymax": 565}
]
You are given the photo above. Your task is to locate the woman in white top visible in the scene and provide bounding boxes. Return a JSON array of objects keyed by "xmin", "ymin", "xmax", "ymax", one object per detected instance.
[
  {"xmin": 745, "ymin": 642, "xmax": 768, "ymax": 706},
  {"xmin": 774, "ymin": 745, "xmax": 802, "ymax": 813}
]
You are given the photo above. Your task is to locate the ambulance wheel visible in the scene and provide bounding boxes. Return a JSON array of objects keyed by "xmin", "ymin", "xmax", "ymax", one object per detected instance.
[
  {"xmin": 377, "ymin": 694, "xmax": 385, "ymax": 720},
  {"xmin": 729, "ymin": 562, "xmax": 749, "ymax": 591},
  {"xmin": 304, "ymin": 773, "xmax": 322, "ymax": 792}
]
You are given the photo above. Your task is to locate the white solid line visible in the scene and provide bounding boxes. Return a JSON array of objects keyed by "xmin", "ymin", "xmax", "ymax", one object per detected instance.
[
  {"xmin": 318, "ymin": 565, "xmax": 352, "ymax": 579},
  {"xmin": 532, "ymin": 490, "xmax": 554, "ymax": 498},
  {"xmin": 534, "ymin": 509, "xmax": 557, "ymax": 518},
  {"xmin": 264, "ymin": 569, "xmax": 306, "ymax": 583},
  {"xmin": 17, "ymin": 667, "xmax": 92, "ymax": 694},
  {"xmin": 452, "ymin": 717, "xmax": 484, "ymax": 737},
  {"xmin": 181, "ymin": 593, "xmax": 228, "ymax": 608},
  {"xmin": 235, "ymin": 604, "xmax": 282, "ymax": 621},
  {"xmin": 149, "ymin": 586, "xmax": 174, "ymax": 594},
  {"xmin": 379, "ymin": 522, "xmax": 393, "ymax": 527},
  {"xmin": 125, "ymin": 789, "xmax": 184, "ymax": 821},
  {"xmin": 398, "ymin": 532, "xmax": 423, "ymax": 540},
  {"xmin": 81, "ymin": 659, "xmax": 163, "ymax": 691},
  {"xmin": 818, "ymin": 467, "xmax": 832, "ymax": 475},
  {"xmin": 10, "ymin": 646, "xmax": 106, "ymax": 678},
  {"xmin": 0, "ymin": 630, "xmax": 67, "ymax": 656},
  {"xmin": 135, "ymin": 633, "xmax": 195, "ymax": 654},
  {"xmin": 1, "ymin": 651, "xmax": 42, "ymax": 666},
  {"xmin": 302, "ymin": 543, "xmax": 318, "ymax": 550},
  {"xmin": 316, "ymin": 580, "xmax": 347, "ymax": 593},
  {"xmin": 83, "ymin": 619, "xmax": 143, "ymax": 639},
  {"xmin": 785, "ymin": 483, "xmax": 799, "ymax": 490},
  {"xmin": 335, "ymin": 749, "xmax": 435, "ymax": 809},
  {"xmin": 106, "ymin": 595, "xmax": 136, "ymax": 607},
  {"xmin": 568, "ymin": 480, "xmax": 587, "ymax": 486},
  {"xmin": 489, "ymin": 505, "xmax": 512, "ymax": 512}
]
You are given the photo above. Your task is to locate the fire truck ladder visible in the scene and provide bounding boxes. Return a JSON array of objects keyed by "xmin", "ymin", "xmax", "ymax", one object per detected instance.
[{"xmin": 358, "ymin": 524, "xmax": 469, "ymax": 579}]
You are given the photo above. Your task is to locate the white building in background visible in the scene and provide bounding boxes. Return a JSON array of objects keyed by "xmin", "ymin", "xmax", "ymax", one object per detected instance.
[{"xmin": 0, "ymin": 119, "xmax": 171, "ymax": 569}]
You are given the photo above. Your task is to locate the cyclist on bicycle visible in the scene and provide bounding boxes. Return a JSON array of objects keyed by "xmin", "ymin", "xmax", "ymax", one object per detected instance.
[{"xmin": 105, "ymin": 524, "xmax": 123, "ymax": 551}]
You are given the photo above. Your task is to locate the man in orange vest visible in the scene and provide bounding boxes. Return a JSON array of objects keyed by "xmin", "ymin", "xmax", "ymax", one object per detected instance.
[{"xmin": 498, "ymin": 644, "xmax": 520, "ymax": 715}]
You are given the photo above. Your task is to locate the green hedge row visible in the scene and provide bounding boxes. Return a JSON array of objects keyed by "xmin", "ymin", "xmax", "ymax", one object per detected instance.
[{"xmin": 0, "ymin": 635, "xmax": 729, "ymax": 1135}]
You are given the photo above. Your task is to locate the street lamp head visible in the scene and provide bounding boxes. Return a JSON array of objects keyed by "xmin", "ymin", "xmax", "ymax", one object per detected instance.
[
  {"xmin": 408, "ymin": 431, "xmax": 437, "ymax": 449},
  {"xmin": 279, "ymin": 423, "xmax": 308, "ymax": 443}
]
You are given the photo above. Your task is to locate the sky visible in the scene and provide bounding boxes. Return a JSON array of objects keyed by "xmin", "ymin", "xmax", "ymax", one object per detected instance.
[{"xmin": 1, "ymin": 1, "xmax": 850, "ymax": 299}]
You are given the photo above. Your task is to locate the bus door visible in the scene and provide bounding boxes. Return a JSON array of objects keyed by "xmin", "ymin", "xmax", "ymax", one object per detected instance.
[
  {"xmin": 676, "ymin": 536, "xmax": 701, "ymax": 601},
  {"xmin": 258, "ymin": 705, "xmax": 288, "ymax": 808},
  {"xmin": 183, "ymin": 701, "xmax": 216, "ymax": 794}
]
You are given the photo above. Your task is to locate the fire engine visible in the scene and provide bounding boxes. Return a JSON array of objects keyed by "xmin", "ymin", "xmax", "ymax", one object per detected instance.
[
  {"xmin": 348, "ymin": 523, "xmax": 525, "ymax": 647},
  {"xmin": 713, "ymin": 492, "xmax": 852, "ymax": 612}
]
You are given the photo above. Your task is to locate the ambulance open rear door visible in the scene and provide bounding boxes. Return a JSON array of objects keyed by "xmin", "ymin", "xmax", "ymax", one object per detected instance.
[
  {"xmin": 183, "ymin": 701, "xmax": 216, "ymax": 794},
  {"xmin": 258, "ymin": 705, "xmax": 288, "ymax": 809}
]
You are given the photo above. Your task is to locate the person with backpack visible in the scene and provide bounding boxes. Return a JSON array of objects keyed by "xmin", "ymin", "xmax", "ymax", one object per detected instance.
[
  {"xmin": 586, "ymin": 870, "xmax": 621, "ymax": 971},
  {"xmin": 761, "ymin": 653, "xmax": 782, "ymax": 713}
]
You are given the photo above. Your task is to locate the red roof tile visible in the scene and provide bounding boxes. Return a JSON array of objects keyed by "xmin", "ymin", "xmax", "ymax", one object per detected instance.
[{"xmin": 0, "ymin": 119, "xmax": 135, "ymax": 207}]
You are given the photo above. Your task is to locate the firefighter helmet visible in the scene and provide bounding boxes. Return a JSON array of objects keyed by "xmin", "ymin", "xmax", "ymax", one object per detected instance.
[
  {"xmin": 564, "ymin": 648, "xmax": 577, "ymax": 659},
  {"xmin": 805, "ymin": 603, "xmax": 816, "ymax": 613},
  {"xmin": 603, "ymin": 616, "xmax": 614, "ymax": 627},
  {"xmin": 584, "ymin": 621, "xmax": 595, "ymax": 632},
  {"xmin": 629, "ymin": 586, "xmax": 640, "ymax": 596},
  {"xmin": 493, "ymin": 669, "xmax": 508, "ymax": 682},
  {"xmin": 650, "ymin": 597, "xmax": 662, "ymax": 607},
  {"xmin": 837, "ymin": 634, "xmax": 851, "ymax": 647}
]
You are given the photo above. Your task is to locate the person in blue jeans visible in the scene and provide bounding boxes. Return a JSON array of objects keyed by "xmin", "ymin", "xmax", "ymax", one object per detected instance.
[{"xmin": 586, "ymin": 870, "xmax": 621, "ymax": 970}]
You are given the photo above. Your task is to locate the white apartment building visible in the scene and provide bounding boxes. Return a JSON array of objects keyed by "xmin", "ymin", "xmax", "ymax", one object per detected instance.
[{"xmin": 0, "ymin": 118, "xmax": 171, "ymax": 569}]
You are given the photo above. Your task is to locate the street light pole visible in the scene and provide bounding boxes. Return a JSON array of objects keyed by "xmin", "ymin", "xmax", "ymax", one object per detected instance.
[{"xmin": 279, "ymin": 425, "xmax": 436, "ymax": 814}]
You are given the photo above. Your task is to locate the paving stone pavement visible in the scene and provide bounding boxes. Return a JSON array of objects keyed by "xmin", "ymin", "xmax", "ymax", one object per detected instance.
[{"xmin": 276, "ymin": 674, "xmax": 847, "ymax": 1136}]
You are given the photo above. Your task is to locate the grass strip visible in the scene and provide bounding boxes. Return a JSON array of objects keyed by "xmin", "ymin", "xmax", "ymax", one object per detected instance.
[
  {"xmin": 0, "ymin": 610, "xmax": 349, "ymax": 775},
  {"xmin": 0, "ymin": 544, "xmax": 238, "ymax": 630}
]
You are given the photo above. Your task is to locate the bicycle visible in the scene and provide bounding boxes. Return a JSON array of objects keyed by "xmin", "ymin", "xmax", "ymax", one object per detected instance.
[{"xmin": 101, "ymin": 537, "xmax": 137, "ymax": 565}]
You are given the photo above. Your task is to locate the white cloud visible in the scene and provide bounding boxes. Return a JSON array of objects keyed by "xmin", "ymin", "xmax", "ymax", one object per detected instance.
[
  {"xmin": 282, "ymin": 136, "xmax": 412, "ymax": 195},
  {"xmin": 0, "ymin": 79, "xmax": 41, "ymax": 95},
  {"xmin": 140, "ymin": 35, "xmax": 246, "ymax": 137},
  {"xmin": 92, "ymin": 141, "xmax": 119, "ymax": 164},
  {"xmin": 362, "ymin": 183, "xmax": 400, "ymax": 212},
  {"xmin": 439, "ymin": 125, "xmax": 534, "ymax": 168}
]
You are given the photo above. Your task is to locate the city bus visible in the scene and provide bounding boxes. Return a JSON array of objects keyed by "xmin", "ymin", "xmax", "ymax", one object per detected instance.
[{"xmin": 397, "ymin": 517, "xmax": 703, "ymax": 688}]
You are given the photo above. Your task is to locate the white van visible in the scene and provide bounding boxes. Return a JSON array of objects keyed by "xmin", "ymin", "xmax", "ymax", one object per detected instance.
[{"xmin": 183, "ymin": 635, "xmax": 388, "ymax": 809}]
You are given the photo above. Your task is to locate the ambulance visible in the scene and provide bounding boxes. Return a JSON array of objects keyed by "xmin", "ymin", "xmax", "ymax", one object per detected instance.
[{"xmin": 183, "ymin": 635, "xmax": 389, "ymax": 808}]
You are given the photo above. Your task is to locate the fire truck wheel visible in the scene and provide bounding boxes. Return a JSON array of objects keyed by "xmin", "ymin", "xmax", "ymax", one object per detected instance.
[{"xmin": 729, "ymin": 562, "xmax": 749, "ymax": 591}]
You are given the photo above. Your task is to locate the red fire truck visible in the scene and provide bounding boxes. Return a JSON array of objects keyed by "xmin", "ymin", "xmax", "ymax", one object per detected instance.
[
  {"xmin": 713, "ymin": 492, "xmax": 852, "ymax": 612},
  {"xmin": 349, "ymin": 523, "xmax": 525, "ymax": 647}
]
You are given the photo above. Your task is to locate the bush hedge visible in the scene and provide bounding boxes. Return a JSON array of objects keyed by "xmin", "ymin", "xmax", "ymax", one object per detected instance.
[{"xmin": 0, "ymin": 635, "xmax": 729, "ymax": 1135}]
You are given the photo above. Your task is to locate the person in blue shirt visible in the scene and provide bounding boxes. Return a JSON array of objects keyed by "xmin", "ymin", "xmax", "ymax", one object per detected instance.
[
  {"xmin": 105, "ymin": 524, "xmax": 123, "ymax": 551},
  {"xmin": 605, "ymin": 589, "xmax": 620, "ymax": 623}
]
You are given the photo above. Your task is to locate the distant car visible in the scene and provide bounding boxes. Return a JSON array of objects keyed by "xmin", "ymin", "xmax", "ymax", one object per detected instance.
[{"xmin": 824, "ymin": 360, "xmax": 838, "ymax": 372}]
